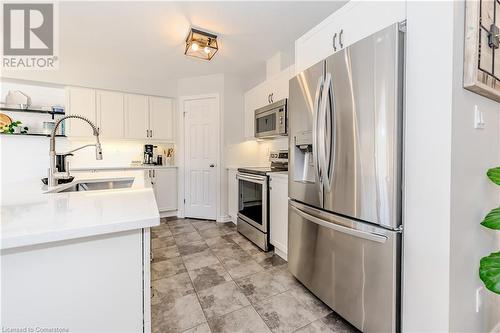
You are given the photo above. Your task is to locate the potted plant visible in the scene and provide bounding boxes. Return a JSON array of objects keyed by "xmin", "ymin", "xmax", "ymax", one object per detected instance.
[
  {"xmin": 2, "ymin": 121, "xmax": 28, "ymax": 134},
  {"xmin": 479, "ymin": 168, "xmax": 500, "ymax": 294}
]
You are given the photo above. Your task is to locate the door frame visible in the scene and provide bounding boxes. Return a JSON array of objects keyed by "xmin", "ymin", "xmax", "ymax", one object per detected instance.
[{"xmin": 178, "ymin": 93, "xmax": 221, "ymax": 221}]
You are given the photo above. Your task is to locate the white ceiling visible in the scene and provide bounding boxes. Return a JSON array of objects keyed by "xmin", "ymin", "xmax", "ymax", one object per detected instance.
[{"xmin": 4, "ymin": 1, "xmax": 346, "ymax": 96}]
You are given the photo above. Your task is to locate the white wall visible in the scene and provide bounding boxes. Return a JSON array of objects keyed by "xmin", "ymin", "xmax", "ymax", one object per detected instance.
[
  {"xmin": 403, "ymin": 1, "xmax": 454, "ymax": 331},
  {"xmin": 0, "ymin": 80, "xmax": 70, "ymax": 184},
  {"xmin": 449, "ymin": 2, "xmax": 500, "ymax": 332},
  {"xmin": 404, "ymin": 2, "xmax": 500, "ymax": 332}
]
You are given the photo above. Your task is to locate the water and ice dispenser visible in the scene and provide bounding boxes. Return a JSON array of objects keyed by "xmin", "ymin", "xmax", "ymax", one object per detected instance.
[{"xmin": 293, "ymin": 130, "xmax": 316, "ymax": 183}]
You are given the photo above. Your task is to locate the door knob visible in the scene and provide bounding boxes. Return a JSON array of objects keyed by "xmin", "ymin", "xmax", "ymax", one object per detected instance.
[{"xmin": 209, "ymin": 164, "xmax": 215, "ymax": 168}]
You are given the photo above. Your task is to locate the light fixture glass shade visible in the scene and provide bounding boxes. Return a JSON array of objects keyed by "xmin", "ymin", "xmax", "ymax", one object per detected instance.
[{"xmin": 185, "ymin": 28, "xmax": 218, "ymax": 60}]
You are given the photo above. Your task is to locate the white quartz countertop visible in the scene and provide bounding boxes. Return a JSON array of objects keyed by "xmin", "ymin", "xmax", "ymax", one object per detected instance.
[
  {"xmin": 1, "ymin": 170, "xmax": 160, "ymax": 250},
  {"xmin": 71, "ymin": 165, "xmax": 177, "ymax": 171},
  {"xmin": 268, "ymin": 171, "xmax": 289, "ymax": 178}
]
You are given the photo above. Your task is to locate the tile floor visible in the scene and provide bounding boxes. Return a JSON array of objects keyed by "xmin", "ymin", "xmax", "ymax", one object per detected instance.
[{"xmin": 151, "ymin": 218, "xmax": 359, "ymax": 333}]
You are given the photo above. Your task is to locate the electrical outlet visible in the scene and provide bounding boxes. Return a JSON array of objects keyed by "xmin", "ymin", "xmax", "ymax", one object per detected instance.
[
  {"xmin": 474, "ymin": 105, "xmax": 486, "ymax": 129},
  {"xmin": 475, "ymin": 286, "xmax": 483, "ymax": 313}
]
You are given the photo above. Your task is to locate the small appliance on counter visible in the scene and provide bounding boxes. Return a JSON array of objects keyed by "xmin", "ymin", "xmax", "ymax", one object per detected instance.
[
  {"xmin": 143, "ymin": 144, "xmax": 156, "ymax": 165},
  {"xmin": 236, "ymin": 150, "xmax": 288, "ymax": 251}
]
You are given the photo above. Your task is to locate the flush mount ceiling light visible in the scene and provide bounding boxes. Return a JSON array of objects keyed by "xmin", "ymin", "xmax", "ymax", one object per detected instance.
[{"xmin": 185, "ymin": 28, "xmax": 219, "ymax": 61}]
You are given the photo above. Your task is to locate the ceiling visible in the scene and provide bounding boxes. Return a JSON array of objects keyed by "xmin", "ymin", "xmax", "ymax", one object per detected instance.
[{"xmin": 3, "ymin": 1, "xmax": 346, "ymax": 96}]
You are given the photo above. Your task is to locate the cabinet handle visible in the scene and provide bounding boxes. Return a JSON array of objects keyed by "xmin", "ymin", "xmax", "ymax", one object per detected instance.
[
  {"xmin": 333, "ymin": 32, "xmax": 337, "ymax": 51},
  {"xmin": 268, "ymin": 94, "xmax": 271, "ymax": 104},
  {"xmin": 270, "ymin": 93, "xmax": 274, "ymax": 103},
  {"xmin": 339, "ymin": 29, "xmax": 344, "ymax": 49},
  {"xmin": 146, "ymin": 129, "xmax": 149, "ymax": 138}
]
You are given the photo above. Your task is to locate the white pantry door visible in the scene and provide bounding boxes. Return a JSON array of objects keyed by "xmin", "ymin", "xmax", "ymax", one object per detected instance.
[{"xmin": 184, "ymin": 96, "xmax": 218, "ymax": 220}]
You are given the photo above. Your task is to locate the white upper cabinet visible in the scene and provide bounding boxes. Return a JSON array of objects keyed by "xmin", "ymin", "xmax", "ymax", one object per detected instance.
[
  {"xmin": 149, "ymin": 97, "xmax": 174, "ymax": 142},
  {"xmin": 268, "ymin": 68, "xmax": 291, "ymax": 103},
  {"xmin": 97, "ymin": 90, "xmax": 124, "ymax": 139},
  {"xmin": 295, "ymin": 1, "xmax": 406, "ymax": 73},
  {"xmin": 66, "ymin": 87, "xmax": 97, "ymax": 137},
  {"xmin": 67, "ymin": 87, "xmax": 175, "ymax": 142},
  {"xmin": 244, "ymin": 88, "xmax": 258, "ymax": 139},
  {"xmin": 125, "ymin": 94, "xmax": 149, "ymax": 140}
]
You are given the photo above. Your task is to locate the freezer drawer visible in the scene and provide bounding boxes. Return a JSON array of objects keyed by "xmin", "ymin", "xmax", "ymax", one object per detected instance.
[{"xmin": 288, "ymin": 200, "xmax": 400, "ymax": 333}]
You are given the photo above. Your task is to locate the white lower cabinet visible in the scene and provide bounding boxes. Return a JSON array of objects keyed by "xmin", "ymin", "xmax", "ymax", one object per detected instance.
[
  {"xmin": 227, "ymin": 169, "xmax": 238, "ymax": 223},
  {"xmin": 269, "ymin": 174, "xmax": 288, "ymax": 260},
  {"xmin": 147, "ymin": 168, "xmax": 178, "ymax": 213},
  {"xmin": 1, "ymin": 229, "xmax": 148, "ymax": 332}
]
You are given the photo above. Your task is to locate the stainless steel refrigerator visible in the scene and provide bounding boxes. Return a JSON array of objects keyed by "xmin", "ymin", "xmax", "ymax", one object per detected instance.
[{"xmin": 288, "ymin": 23, "xmax": 404, "ymax": 333}]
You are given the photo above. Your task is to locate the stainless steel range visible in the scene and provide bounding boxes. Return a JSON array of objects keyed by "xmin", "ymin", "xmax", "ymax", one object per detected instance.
[{"xmin": 236, "ymin": 150, "xmax": 288, "ymax": 251}]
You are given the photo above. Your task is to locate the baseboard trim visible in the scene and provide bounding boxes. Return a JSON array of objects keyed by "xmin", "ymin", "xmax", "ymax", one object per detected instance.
[
  {"xmin": 216, "ymin": 215, "xmax": 233, "ymax": 223},
  {"xmin": 160, "ymin": 210, "xmax": 178, "ymax": 218},
  {"xmin": 274, "ymin": 247, "xmax": 288, "ymax": 261}
]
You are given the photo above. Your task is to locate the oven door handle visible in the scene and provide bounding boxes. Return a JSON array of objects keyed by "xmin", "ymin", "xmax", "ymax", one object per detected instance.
[{"xmin": 236, "ymin": 173, "xmax": 267, "ymax": 184}]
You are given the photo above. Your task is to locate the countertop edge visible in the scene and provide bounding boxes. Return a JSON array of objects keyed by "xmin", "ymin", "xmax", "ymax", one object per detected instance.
[{"xmin": 1, "ymin": 215, "xmax": 160, "ymax": 251}]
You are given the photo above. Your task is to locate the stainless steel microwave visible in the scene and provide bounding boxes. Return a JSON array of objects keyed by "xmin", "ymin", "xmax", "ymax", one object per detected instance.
[{"xmin": 254, "ymin": 99, "xmax": 287, "ymax": 138}]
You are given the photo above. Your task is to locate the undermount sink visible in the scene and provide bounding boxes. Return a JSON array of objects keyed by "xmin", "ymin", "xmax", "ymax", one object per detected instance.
[{"xmin": 49, "ymin": 179, "xmax": 134, "ymax": 193}]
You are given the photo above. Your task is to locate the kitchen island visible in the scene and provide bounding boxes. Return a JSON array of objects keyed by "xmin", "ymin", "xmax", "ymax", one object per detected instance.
[{"xmin": 1, "ymin": 170, "xmax": 159, "ymax": 332}]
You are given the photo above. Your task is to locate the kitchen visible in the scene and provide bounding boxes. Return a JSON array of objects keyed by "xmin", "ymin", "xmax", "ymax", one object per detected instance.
[{"xmin": 1, "ymin": 1, "xmax": 500, "ymax": 333}]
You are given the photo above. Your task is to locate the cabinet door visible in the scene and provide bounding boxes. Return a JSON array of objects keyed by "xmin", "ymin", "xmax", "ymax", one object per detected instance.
[
  {"xmin": 97, "ymin": 90, "xmax": 124, "ymax": 139},
  {"xmin": 154, "ymin": 169, "xmax": 177, "ymax": 212},
  {"xmin": 66, "ymin": 87, "xmax": 96, "ymax": 137},
  {"xmin": 270, "ymin": 67, "xmax": 291, "ymax": 102},
  {"xmin": 294, "ymin": 1, "xmax": 406, "ymax": 73},
  {"xmin": 337, "ymin": 1, "xmax": 405, "ymax": 54},
  {"xmin": 244, "ymin": 89, "xmax": 257, "ymax": 139},
  {"xmin": 124, "ymin": 94, "xmax": 149, "ymax": 140},
  {"xmin": 149, "ymin": 97, "xmax": 174, "ymax": 142},
  {"xmin": 227, "ymin": 169, "xmax": 238, "ymax": 223},
  {"xmin": 270, "ymin": 176, "xmax": 288, "ymax": 258}
]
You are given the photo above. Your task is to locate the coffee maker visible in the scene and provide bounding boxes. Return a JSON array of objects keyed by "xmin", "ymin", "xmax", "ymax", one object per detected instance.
[{"xmin": 143, "ymin": 144, "xmax": 155, "ymax": 165}]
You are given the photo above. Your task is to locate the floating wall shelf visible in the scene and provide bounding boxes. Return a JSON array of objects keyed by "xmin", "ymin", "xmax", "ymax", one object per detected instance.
[{"xmin": 0, "ymin": 133, "xmax": 66, "ymax": 138}]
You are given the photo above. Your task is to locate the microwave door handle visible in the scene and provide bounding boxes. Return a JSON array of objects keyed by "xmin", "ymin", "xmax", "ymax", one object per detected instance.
[
  {"xmin": 312, "ymin": 76, "xmax": 324, "ymax": 193},
  {"xmin": 290, "ymin": 206, "xmax": 387, "ymax": 243}
]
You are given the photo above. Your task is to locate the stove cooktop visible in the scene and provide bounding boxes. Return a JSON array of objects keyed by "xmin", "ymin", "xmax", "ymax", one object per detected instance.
[{"xmin": 237, "ymin": 167, "xmax": 288, "ymax": 176}]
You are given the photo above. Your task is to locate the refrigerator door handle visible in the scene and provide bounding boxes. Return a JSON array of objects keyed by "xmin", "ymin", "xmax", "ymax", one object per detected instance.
[
  {"xmin": 312, "ymin": 76, "xmax": 324, "ymax": 192},
  {"xmin": 319, "ymin": 72, "xmax": 335, "ymax": 193},
  {"xmin": 290, "ymin": 205, "xmax": 387, "ymax": 243}
]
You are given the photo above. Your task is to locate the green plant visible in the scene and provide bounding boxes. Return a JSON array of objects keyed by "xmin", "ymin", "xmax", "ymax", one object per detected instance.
[
  {"xmin": 479, "ymin": 167, "xmax": 500, "ymax": 294},
  {"xmin": 2, "ymin": 121, "xmax": 28, "ymax": 134}
]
